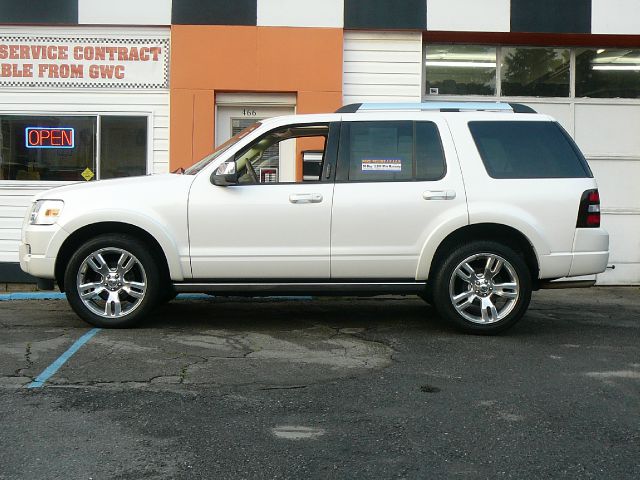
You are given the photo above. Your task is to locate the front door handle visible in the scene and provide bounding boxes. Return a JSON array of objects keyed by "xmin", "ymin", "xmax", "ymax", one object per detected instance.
[
  {"xmin": 423, "ymin": 190, "xmax": 456, "ymax": 200},
  {"xmin": 289, "ymin": 193, "xmax": 323, "ymax": 204}
]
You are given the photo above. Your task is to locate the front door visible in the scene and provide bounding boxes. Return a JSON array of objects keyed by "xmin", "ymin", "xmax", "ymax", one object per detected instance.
[{"xmin": 188, "ymin": 121, "xmax": 337, "ymax": 279}]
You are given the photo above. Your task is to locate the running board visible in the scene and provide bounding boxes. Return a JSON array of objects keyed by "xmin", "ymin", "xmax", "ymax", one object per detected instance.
[
  {"xmin": 538, "ymin": 280, "xmax": 596, "ymax": 289},
  {"xmin": 172, "ymin": 281, "xmax": 426, "ymax": 296}
]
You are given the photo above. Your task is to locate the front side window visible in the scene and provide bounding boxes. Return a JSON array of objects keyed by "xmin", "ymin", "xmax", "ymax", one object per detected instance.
[
  {"xmin": 469, "ymin": 121, "xmax": 592, "ymax": 179},
  {"xmin": 340, "ymin": 121, "xmax": 446, "ymax": 182},
  {"xmin": 501, "ymin": 47, "xmax": 570, "ymax": 97},
  {"xmin": 234, "ymin": 124, "xmax": 329, "ymax": 184},
  {"xmin": 425, "ymin": 45, "xmax": 497, "ymax": 96},
  {"xmin": 185, "ymin": 122, "xmax": 261, "ymax": 175}
]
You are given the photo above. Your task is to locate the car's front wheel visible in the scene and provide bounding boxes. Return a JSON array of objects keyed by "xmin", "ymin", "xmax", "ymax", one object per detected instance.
[
  {"xmin": 432, "ymin": 241, "xmax": 532, "ymax": 334},
  {"xmin": 64, "ymin": 234, "xmax": 162, "ymax": 328}
]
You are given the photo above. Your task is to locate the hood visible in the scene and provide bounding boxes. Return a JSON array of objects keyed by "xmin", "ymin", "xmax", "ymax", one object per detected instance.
[{"xmin": 35, "ymin": 173, "xmax": 195, "ymax": 202}]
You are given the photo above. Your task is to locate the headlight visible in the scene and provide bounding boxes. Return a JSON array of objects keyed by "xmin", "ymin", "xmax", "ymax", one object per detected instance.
[{"xmin": 29, "ymin": 200, "xmax": 64, "ymax": 225}]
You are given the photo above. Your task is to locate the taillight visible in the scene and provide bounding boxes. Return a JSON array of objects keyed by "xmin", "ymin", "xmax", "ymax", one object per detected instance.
[{"xmin": 577, "ymin": 189, "xmax": 600, "ymax": 228}]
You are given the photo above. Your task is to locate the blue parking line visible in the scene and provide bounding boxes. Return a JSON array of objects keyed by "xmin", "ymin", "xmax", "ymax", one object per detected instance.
[
  {"xmin": 27, "ymin": 328, "xmax": 101, "ymax": 389},
  {"xmin": 0, "ymin": 292, "xmax": 66, "ymax": 301}
]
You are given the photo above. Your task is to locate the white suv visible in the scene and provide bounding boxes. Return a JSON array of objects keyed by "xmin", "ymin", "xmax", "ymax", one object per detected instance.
[{"xmin": 19, "ymin": 102, "xmax": 609, "ymax": 334}]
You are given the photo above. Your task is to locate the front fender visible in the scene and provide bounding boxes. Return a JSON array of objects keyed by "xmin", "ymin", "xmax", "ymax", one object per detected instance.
[{"xmin": 57, "ymin": 209, "xmax": 187, "ymax": 281}]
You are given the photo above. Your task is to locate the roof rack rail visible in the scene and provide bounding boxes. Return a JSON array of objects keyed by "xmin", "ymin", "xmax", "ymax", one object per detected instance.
[{"xmin": 334, "ymin": 102, "xmax": 537, "ymax": 114}]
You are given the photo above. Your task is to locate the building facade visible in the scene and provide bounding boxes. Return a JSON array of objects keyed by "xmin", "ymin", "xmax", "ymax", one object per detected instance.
[{"xmin": 0, "ymin": 0, "xmax": 638, "ymax": 284}]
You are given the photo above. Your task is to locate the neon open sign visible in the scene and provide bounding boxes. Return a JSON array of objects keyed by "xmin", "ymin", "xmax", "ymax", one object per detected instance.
[{"xmin": 25, "ymin": 127, "xmax": 75, "ymax": 149}]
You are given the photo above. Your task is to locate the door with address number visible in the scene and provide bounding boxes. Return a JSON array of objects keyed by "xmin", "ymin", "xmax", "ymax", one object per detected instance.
[{"xmin": 216, "ymin": 105, "xmax": 296, "ymax": 182}]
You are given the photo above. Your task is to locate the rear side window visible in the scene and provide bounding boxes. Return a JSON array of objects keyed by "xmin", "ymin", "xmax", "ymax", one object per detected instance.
[
  {"xmin": 468, "ymin": 121, "xmax": 592, "ymax": 179},
  {"xmin": 339, "ymin": 121, "xmax": 446, "ymax": 182}
]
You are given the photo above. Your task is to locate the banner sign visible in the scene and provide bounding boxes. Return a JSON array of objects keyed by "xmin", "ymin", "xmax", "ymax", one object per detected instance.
[{"xmin": 0, "ymin": 36, "xmax": 169, "ymax": 89}]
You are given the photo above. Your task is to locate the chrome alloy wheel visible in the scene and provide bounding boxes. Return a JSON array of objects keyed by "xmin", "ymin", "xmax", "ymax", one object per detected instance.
[
  {"xmin": 76, "ymin": 247, "xmax": 147, "ymax": 319},
  {"xmin": 448, "ymin": 253, "xmax": 520, "ymax": 324}
]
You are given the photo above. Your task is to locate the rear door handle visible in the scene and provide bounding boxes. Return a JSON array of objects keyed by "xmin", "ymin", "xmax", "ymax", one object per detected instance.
[
  {"xmin": 289, "ymin": 193, "xmax": 323, "ymax": 204},
  {"xmin": 423, "ymin": 190, "xmax": 456, "ymax": 200}
]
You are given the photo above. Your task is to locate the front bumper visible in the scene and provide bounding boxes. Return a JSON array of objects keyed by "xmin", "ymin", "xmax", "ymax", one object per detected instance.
[{"xmin": 19, "ymin": 224, "xmax": 69, "ymax": 280}]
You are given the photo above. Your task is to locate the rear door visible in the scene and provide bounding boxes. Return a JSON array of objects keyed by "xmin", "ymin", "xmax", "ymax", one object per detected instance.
[{"xmin": 330, "ymin": 116, "xmax": 467, "ymax": 279}]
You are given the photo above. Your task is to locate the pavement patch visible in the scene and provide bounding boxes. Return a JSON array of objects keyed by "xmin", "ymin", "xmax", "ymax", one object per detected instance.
[
  {"xmin": 585, "ymin": 369, "xmax": 640, "ymax": 380},
  {"xmin": 272, "ymin": 426, "xmax": 326, "ymax": 440}
]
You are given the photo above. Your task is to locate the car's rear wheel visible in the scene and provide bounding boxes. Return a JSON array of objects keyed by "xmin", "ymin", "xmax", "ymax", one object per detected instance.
[
  {"xmin": 432, "ymin": 241, "xmax": 532, "ymax": 334},
  {"xmin": 64, "ymin": 234, "xmax": 162, "ymax": 328}
]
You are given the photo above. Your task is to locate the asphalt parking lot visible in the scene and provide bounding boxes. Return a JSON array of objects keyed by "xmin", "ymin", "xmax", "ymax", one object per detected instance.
[{"xmin": 1, "ymin": 288, "xmax": 639, "ymax": 479}]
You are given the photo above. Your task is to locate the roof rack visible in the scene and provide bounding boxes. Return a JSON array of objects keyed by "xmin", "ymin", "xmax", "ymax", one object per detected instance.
[{"xmin": 335, "ymin": 102, "xmax": 537, "ymax": 114}]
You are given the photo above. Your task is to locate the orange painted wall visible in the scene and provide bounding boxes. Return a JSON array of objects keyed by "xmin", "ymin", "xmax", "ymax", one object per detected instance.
[{"xmin": 170, "ymin": 26, "xmax": 343, "ymax": 171}]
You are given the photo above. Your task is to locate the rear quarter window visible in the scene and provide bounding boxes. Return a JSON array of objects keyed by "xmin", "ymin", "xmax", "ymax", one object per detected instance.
[{"xmin": 468, "ymin": 121, "xmax": 592, "ymax": 179}]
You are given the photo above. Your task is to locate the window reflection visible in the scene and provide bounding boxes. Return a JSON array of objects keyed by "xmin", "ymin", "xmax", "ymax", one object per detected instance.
[
  {"xmin": 576, "ymin": 48, "xmax": 640, "ymax": 98},
  {"xmin": 501, "ymin": 47, "xmax": 570, "ymax": 97},
  {"xmin": 425, "ymin": 45, "xmax": 496, "ymax": 96}
]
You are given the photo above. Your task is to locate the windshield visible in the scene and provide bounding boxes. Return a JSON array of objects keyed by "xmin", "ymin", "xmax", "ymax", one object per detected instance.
[{"xmin": 184, "ymin": 122, "xmax": 261, "ymax": 175}]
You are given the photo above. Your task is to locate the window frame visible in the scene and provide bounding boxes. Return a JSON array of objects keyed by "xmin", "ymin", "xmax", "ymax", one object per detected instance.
[
  {"xmin": 0, "ymin": 112, "xmax": 151, "ymax": 182},
  {"xmin": 229, "ymin": 122, "xmax": 340, "ymax": 186},
  {"xmin": 423, "ymin": 43, "xmax": 640, "ymax": 101},
  {"xmin": 335, "ymin": 120, "xmax": 447, "ymax": 184}
]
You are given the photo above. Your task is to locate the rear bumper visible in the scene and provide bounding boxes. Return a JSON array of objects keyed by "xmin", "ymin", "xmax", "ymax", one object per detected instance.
[
  {"xmin": 568, "ymin": 228, "xmax": 609, "ymax": 277},
  {"xmin": 538, "ymin": 228, "xmax": 609, "ymax": 279}
]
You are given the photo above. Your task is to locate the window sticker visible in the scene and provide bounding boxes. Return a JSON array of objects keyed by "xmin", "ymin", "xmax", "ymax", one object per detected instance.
[{"xmin": 361, "ymin": 159, "xmax": 402, "ymax": 172}]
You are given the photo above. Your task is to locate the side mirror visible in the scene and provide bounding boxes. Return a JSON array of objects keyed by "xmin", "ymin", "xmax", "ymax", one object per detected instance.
[{"xmin": 211, "ymin": 161, "xmax": 238, "ymax": 186}]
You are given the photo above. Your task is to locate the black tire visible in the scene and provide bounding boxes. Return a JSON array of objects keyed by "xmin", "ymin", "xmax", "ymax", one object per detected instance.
[
  {"xmin": 431, "ymin": 240, "xmax": 532, "ymax": 335},
  {"xmin": 159, "ymin": 286, "xmax": 178, "ymax": 304},
  {"xmin": 64, "ymin": 233, "xmax": 163, "ymax": 328}
]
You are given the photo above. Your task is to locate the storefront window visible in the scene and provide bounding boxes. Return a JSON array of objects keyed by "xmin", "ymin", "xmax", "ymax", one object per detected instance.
[
  {"xmin": 501, "ymin": 47, "xmax": 570, "ymax": 97},
  {"xmin": 425, "ymin": 45, "xmax": 497, "ymax": 96},
  {"xmin": 100, "ymin": 116, "xmax": 147, "ymax": 179},
  {"xmin": 576, "ymin": 48, "xmax": 640, "ymax": 98},
  {"xmin": 0, "ymin": 115, "xmax": 148, "ymax": 181},
  {"xmin": 0, "ymin": 116, "xmax": 96, "ymax": 181}
]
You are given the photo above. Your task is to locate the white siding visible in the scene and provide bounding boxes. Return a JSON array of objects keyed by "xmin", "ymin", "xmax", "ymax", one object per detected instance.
[
  {"xmin": 343, "ymin": 31, "xmax": 423, "ymax": 104},
  {"xmin": 0, "ymin": 183, "xmax": 58, "ymax": 263},
  {"xmin": 0, "ymin": 27, "xmax": 170, "ymax": 266},
  {"xmin": 0, "ymin": 90, "xmax": 169, "ymax": 263}
]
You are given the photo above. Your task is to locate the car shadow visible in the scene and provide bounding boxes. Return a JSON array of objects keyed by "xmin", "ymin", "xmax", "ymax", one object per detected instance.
[{"xmin": 144, "ymin": 295, "xmax": 457, "ymax": 334}]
